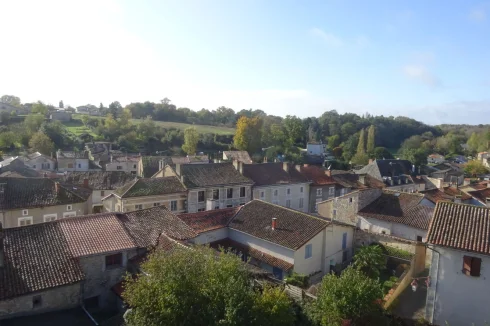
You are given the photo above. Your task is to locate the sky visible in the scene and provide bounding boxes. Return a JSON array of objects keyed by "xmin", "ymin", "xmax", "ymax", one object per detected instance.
[{"xmin": 1, "ymin": 0, "xmax": 489, "ymax": 125}]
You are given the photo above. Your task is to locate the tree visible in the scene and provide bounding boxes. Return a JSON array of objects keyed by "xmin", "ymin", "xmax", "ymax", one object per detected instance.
[
  {"xmin": 332, "ymin": 146, "xmax": 343, "ymax": 159},
  {"xmin": 29, "ymin": 132, "xmax": 55, "ymax": 155},
  {"xmin": 373, "ymin": 147, "xmax": 393, "ymax": 160},
  {"xmin": 0, "ymin": 131, "xmax": 18, "ymax": 149},
  {"xmin": 108, "ymin": 101, "xmax": 123, "ymax": 118},
  {"xmin": 24, "ymin": 114, "xmax": 45, "ymax": 134},
  {"xmin": 353, "ymin": 245, "xmax": 385, "ymax": 279},
  {"xmin": 328, "ymin": 135, "xmax": 341, "ymax": 149},
  {"xmin": 122, "ymin": 245, "xmax": 294, "ymax": 326},
  {"xmin": 0, "ymin": 95, "xmax": 21, "ymax": 107},
  {"xmin": 307, "ymin": 267, "xmax": 384, "ymax": 326},
  {"xmin": 351, "ymin": 153, "xmax": 369, "ymax": 166},
  {"xmin": 31, "ymin": 101, "xmax": 48, "ymax": 115},
  {"xmin": 234, "ymin": 116, "xmax": 263, "ymax": 154},
  {"xmin": 356, "ymin": 128, "xmax": 366, "ymax": 155},
  {"xmin": 182, "ymin": 127, "xmax": 199, "ymax": 155},
  {"xmin": 400, "ymin": 148, "xmax": 427, "ymax": 167},
  {"xmin": 465, "ymin": 160, "xmax": 489, "ymax": 176},
  {"xmin": 366, "ymin": 125, "xmax": 376, "ymax": 155},
  {"xmin": 137, "ymin": 116, "xmax": 156, "ymax": 141},
  {"xmin": 59, "ymin": 100, "xmax": 64, "ymax": 108},
  {"xmin": 0, "ymin": 112, "xmax": 11, "ymax": 124},
  {"xmin": 283, "ymin": 115, "xmax": 305, "ymax": 147},
  {"xmin": 340, "ymin": 122, "xmax": 356, "ymax": 140}
]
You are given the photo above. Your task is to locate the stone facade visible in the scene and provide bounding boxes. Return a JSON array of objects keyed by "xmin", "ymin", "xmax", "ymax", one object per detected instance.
[
  {"xmin": 0, "ymin": 283, "xmax": 81, "ymax": 320},
  {"xmin": 308, "ymin": 184, "xmax": 336, "ymax": 213},
  {"xmin": 253, "ymin": 183, "xmax": 309, "ymax": 212},
  {"xmin": 103, "ymin": 193, "xmax": 187, "ymax": 213}
]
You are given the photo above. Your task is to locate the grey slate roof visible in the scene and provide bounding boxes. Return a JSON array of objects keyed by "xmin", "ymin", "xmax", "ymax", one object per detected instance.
[
  {"xmin": 116, "ymin": 177, "xmax": 187, "ymax": 198},
  {"xmin": 0, "ymin": 177, "xmax": 86, "ymax": 210},
  {"xmin": 141, "ymin": 156, "xmax": 172, "ymax": 178},
  {"xmin": 64, "ymin": 171, "xmax": 136, "ymax": 190},
  {"xmin": 175, "ymin": 163, "xmax": 253, "ymax": 188},
  {"xmin": 356, "ymin": 159, "xmax": 413, "ymax": 180}
]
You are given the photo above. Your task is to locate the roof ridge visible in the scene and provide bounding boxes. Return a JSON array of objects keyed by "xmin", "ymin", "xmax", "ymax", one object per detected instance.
[
  {"xmin": 245, "ymin": 199, "xmax": 329, "ymax": 224},
  {"xmin": 119, "ymin": 178, "xmax": 140, "ymax": 198}
]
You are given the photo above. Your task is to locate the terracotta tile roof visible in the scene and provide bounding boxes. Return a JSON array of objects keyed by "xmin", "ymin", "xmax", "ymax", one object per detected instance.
[
  {"xmin": 467, "ymin": 188, "xmax": 490, "ymax": 203},
  {"xmin": 470, "ymin": 181, "xmax": 489, "ymax": 190},
  {"xmin": 141, "ymin": 156, "xmax": 171, "ymax": 177},
  {"xmin": 210, "ymin": 238, "xmax": 294, "ymax": 271},
  {"xmin": 57, "ymin": 151, "xmax": 89, "ymax": 159},
  {"xmin": 110, "ymin": 155, "xmax": 141, "ymax": 163},
  {"xmin": 427, "ymin": 202, "xmax": 490, "ymax": 255},
  {"xmin": 223, "ymin": 151, "xmax": 253, "ymax": 164},
  {"xmin": 298, "ymin": 165, "xmax": 337, "ymax": 186},
  {"xmin": 171, "ymin": 155, "xmax": 209, "ymax": 164},
  {"xmin": 116, "ymin": 177, "xmax": 186, "ymax": 198},
  {"xmin": 358, "ymin": 191, "xmax": 433, "ymax": 230},
  {"xmin": 177, "ymin": 207, "xmax": 242, "ymax": 233},
  {"xmin": 444, "ymin": 186, "xmax": 472, "ymax": 200},
  {"xmin": 0, "ymin": 177, "xmax": 86, "ymax": 210},
  {"xmin": 228, "ymin": 200, "xmax": 329, "ymax": 249},
  {"xmin": 176, "ymin": 163, "xmax": 252, "ymax": 188},
  {"xmin": 242, "ymin": 162, "xmax": 309, "ymax": 186},
  {"xmin": 422, "ymin": 187, "xmax": 472, "ymax": 204},
  {"xmin": 64, "ymin": 171, "xmax": 136, "ymax": 190},
  {"xmin": 0, "ymin": 223, "xmax": 84, "ymax": 300}
]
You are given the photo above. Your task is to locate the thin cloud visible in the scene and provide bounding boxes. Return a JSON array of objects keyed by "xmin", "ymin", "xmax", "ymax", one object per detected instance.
[
  {"xmin": 402, "ymin": 64, "xmax": 442, "ymax": 88},
  {"xmin": 310, "ymin": 28, "xmax": 343, "ymax": 47}
]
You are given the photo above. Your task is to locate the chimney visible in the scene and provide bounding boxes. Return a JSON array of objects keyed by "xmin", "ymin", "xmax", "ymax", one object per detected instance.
[
  {"xmin": 43, "ymin": 172, "xmax": 47, "ymax": 178},
  {"xmin": 55, "ymin": 182, "xmax": 60, "ymax": 194},
  {"xmin": 272, "ymin": 218, "xmax": 277, "ymax": 230},
  {"xmin": 263, "ymin": 156, "xmax": 268, "ymax": 163},
  {"xmin": 389, "ymin": 179, "xmax": 394, "ymax": 186},
  {"xmin": 0, "ymin": 222, "xmax": 4, "ymax": 268},
  {"xmin": 303, "ymin": 164, "xmax": 309, "ymax": 167},
  {"xmin": 359, "ymin": 173, "xmax": 366, "ymax": 185},
  {"xmin": 368, "ymin": 159, "xmax": 374, "ymax": 164},
  {"xmin": 175, "ymin": 164, "xmax": 181, "ymax": 176},
  {"xmin": 83, "ymin": 178, "xmax": 89, "ymax": 188},
  {"xmin": 454, "ymin": 195, "xmax": 462, "ymax": 204},
  {"xmin": 283, "ymin": 162, "xmax": 289, "ymax": 173},
  {"xmin": 295, "ymin": 165, "xmax": 301, "ymax": 172},
  {"xmin": 325, "ymin": 169, "xmax": 332, "ymax": 177}
]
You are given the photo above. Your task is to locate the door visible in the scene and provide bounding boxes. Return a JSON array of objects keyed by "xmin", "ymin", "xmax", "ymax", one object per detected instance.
[{"xmin": 273, "ymin": 267, "xmax": 283, "ymax": 280}]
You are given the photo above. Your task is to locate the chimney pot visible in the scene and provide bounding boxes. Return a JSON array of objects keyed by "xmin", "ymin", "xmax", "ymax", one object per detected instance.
[
  {"xmin": 325, "ymin": 169, "xmax": 332, "ymax": 177},
  {"xmin": 272, "ymin": 218, "xmax": 277, "ymax": 230},
  {"xmin": 83, "ymin": 178, "xmax": 89, "ymax": 188},
  {"xmin": 55, "ymin": 182, "xmax": 60, "ymax": 194},
  {"xmin": 368, "ymin": 159, "xmax": 374, "ymax": 164},
  {"xmin": 283, "ymin": 162, "xmax": 289, "ymax": 173},
  {"xmin": 295, "ymin": 165, "xmax": 301, "ymax": 172}
]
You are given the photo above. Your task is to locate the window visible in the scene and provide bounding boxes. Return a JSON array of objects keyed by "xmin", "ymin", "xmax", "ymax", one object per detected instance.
[
  {"xmin": 416, "ymin": 236, "xmax": 423, "ymax": 242},
  {"xmin": 117, "ymin": 166, "xmax": 122, "ymax": 170},
  {"xmin": 78, "ymin": 164, "xmax": 81, "ymax": 168},
  {"xmin": 286, "ymin": 199, "xmax": 291, "ymax": 207},
  {"xmin": 287, "ymin": 188, "xmax": 291, "ymax": 195},
  {"xmin": 105, "ymin": 253, "xmax": 123, "ymax": 269},
  {"xmin": 135, "ymin": 204, "xmax": 143, "ymax": 210},
  {"xmin": 68, "ymin": 163, "xmax": 74, "ymax": 168},
  {"xmin": 44, "ymin": 214, "xmax": 57, "ymax": 222},
  {"xmin": 213, "ymin": 189, "xmax": 219, "ymax": 200},
  {"xmin": 333, "ymin": 209, "xmax": 337, "ymax": 217},
  {"xmin": 18, "ymin": 216, "xmax": 33, "ymax": 226},
  {"xmin": 198, "ymin": 191, "xmax": 205, "ymax": 202},
  {"xmin": 67, "ymin": 205, "xmax": 72, "ymax": 211},
  {"xmin": 463, "ymin": 256, "xmax": 482, "ymax": 277},
  {"xmin": 299, "ymin": 198, "xmax": 304, "ymax": 209},
  {"xmin": 305, "ymin": 244, "xmax": 312, "ymax": 259},
  {"xmin": 349, "ymin": 197, "xmax": 353, "ymax": 204},
  {"xmin": 226, "ymin": 204, "xmax": 233, "ymax": 208},
  {"xmin": 153, "ymin": 202, "xmax": 161, "ymax": 207},
  {"xmin": 227, "ymin": 188, "xmax": 233, "ymax": 199},
  {"xmin": 32, "ymin": 295, "xmax": 42, "ymax": 308},
  {"xmin": 100, "ymin": 190, "xmax": 105, "ymax": 197},
  {"xmin": 131, "ymin": 171, "xmax": 136, "ymax": 175},
  {"xmin": 42, "ymin": 163, "xmax": 50, "ymax": 169},
  {"xmin": 215, "ymin": 205, "xmax": 220, "ymax": 210},
  {"xmin": 171, "ymin": 200, "xmax": 177, "ymax": 211},
  {"xmin": 260, "ymin": 191, "xmax": 265, "ymax": 199},
  {"xmin": 33, "ymin": 164, "xmax": 36, "ymax": 169},
  {"xmin": 133, "ymin": 164, "xmax": 137, "ymax": 168},
  {"xmin": 273, "ymin": 189, "xmax": 278, "ymax": 197},
  {"xmin": 316, "ymin": 189, "xmax": 322, "ymax": 197},
  {"xmin": 63, "ymin": 211, "xmax": 76, "ymax": 218},
  {"xmin": 22, "ymin": 209, "xmax": 28, "ymax": 216},
  {"xmin": 240, "ymin": 187, "xmax": 246, "ymax": 197},
  {"xmin": 197, "ymin": 208, "xmax": 205, "ymax": 212},
  {"xmin": 300, "ymin": 186, "xmax": 304, "ymax": 193}
]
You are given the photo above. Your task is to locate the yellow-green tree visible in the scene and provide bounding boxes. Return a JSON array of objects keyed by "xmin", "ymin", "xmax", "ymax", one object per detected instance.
[
  {"xmin": 182, "ymin": 127, "xmax": 199, "ymax": 155},
  {"xmin": 465, "ymin": 160, "xmax": 489, "ymax": 176},
  {"xmin": 357, "ymin": 128, "xmax": 366, "ymax": 155},
  {"xmin": 29, "ymin": 132, "xmax": 54, "ymax": 155},
  {"xmin": 367, "ymin": 125, "xmax": 376, "ymax": 155},
  {"xmin": 233, "ymin": 116, "xmax": 263, "ymax": 153}
]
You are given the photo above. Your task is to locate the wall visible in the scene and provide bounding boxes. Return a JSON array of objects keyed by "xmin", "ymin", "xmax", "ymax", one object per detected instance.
[
  {"xmin": 293, "ymin": 230, "xmax": 325, "ymax": 275},
  {"xmin": 192, "ymin": 228, "xmax": 229, "ymax": 245},
  {"xmin": 187, "ymin": 186, "xmax": 252, "ymax": 213},
  {"xmin": 355, "ymin": 230, "xmax": 417, "ymax": 255},
  {"xmin": 26, "ymin": 156, "xmax": 56, "ymax": 171},
  {"xmin": 120, "ymin": 193, "xmax": 187, "ymax": 213},
  {"xmin": 309, "ymin": 185, "xmax": 336, "ymax": 213},
  {"xmin": 106, "ymin": 159, "xmax": 140, "ymax": 175},
  {"xmin": 429, "ymin": 247, "xmax": 490, "ymax": 326},
  {"xmin": 252, "ymin": 183, "xmax": 310, "ymax": 212},
  {"xmin": 3, "ymin": 202, "xmax": 88, "ymax": 228},
  {"xmin": 0, "ymin": 283, "xmax": 81, "ymax": 320},
  {"xmin": 58, "ymin": 158, "xmax": 89, "ymax": 172},
  {"xmin": 324, "ymin": 224, "xmax": 354, "ymax": 271},
  {"xmin": 358, "ymin": 216, "xmax": 427, "ymax": 242}
]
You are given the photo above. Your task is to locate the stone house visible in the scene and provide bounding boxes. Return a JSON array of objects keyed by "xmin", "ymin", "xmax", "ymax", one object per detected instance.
[
  {"xmin": 56, "ymin": 150, "xmax": 93, "ymax": 172},
  {"xmin": 241, "ymin": 162, "xmax": 311, "ymax": 212},
  {"xmin": 355, "ymin": 159, "xmax": 418, "ymax": 192},
  {"xmin": 20, "ymin": 152, "xmax": 56, "ymax": 171},
  {"xmin": 306, "ymin": 142, "xmax": 326, "ymax": 156},
  {"xmin": 105, "ymin": 155, "xmax": 141, "ymax": 175},
  {"xmin": 0, "ymin": 206, "xmax": 189, "ymax": 320},
  {"xmin": 0, "ymin": 177, "xmax": 89, "ymax": 228},
  {"xmin": 0, "ymin": 157, "xmax": 39, "ymax": 177},
  {"xmin": 177, "ymin": 200, "xmax": 355, "ymax": 280},
  {"xmin": 49, "ymin": 110, "xmax": 72, "ymax": 122},
  {"xmin": 138, "ymin": 156, "xmax": 171, "ymax": 177},
  {"xmin": 427, "ymin": 153, "xmax": 445, "ymax": 164},
  {"xmin": 155, "ymin": 163, "xmax": 253, "ymax": 213},
  {"xmin": 222, "ymin": 151, "xmax": 253, "ymax": 164},
  {"xmin": 102, "ymin": 176, "xmax": 187, "ymax": 213},
  {"xmin": 63, "ymin": 171, "xmax": 136, "ymax": 213},
  {"xmin": 478, "ymin": 152, "xmax": 490, "ymax": 168},
  {"xmin": 426, "ymin": 202, "xmax": 490, "ymax": 325}
]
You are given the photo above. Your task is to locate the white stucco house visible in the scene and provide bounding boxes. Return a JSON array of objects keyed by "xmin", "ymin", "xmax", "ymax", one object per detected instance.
[
  {"xmin": 306, "ymin": 142, "xmax": 326, "ymax": 156},
  {"xmin": 176, "ymin": 200, "xmax": 354, "ymax": 280},
  {"xmin": 426, "ymin": 202, "xmax": 490, "ymax": 326},
  {"xmin": 21, "ymin": 152, "xmax": 56, "ymax": 171}
]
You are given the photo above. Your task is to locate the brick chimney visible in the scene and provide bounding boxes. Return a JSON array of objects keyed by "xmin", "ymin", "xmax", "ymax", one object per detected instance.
[
  {"xmin": 83, "ymin": 178, "xmax": 89, "ymax": 188},
  {"xmin": 325, "ymin": 169, "xmax": 332, "ymax": 177},
  {"xmin": 295, "ymin": 165, "xmax": 301, "ymax": 172},
  {"xmin": 368, "ymin": 158, "xmax": 374, "ymax": 164},
  {"xmin": 175, "ymin": 164, "xmax": 181, "ymax": 176},
  {"xmin": 233, "ymin": 159, "xmax": 243, "ymax": 174},
  {"xmin": 55, "ymin": 182, "xmax": 60, "ymax": 194},
  {"xmin": 358, "ymin": 173, "xmax": 366, "ymax": 185},
  {"xmin": 0, "ymin": 222, "xmax": 4, "ymax": 268},
  {"xmin": 283, "ymin": 162, "xmax": 289, "ymax": 173},
  {"xmin": 272, "ymin": 218, "xmax": 277, "ymax": 230}
]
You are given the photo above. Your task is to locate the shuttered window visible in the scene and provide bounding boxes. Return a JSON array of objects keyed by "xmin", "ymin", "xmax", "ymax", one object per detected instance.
[{"xmin": 463, "ymin": 256, "xmax": 482, "ymax": 277}]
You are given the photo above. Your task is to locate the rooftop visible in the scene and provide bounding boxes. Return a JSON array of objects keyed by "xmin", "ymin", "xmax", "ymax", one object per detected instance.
[
  {"xmin": 467, "ymin": 188, "xmax": 490, "ymax": 203},
  {"xmin": 171, "ymin": 155, "xmax": 209, "ymax": 164},
  {"xmin": 358, "ymin": 190, "xmax": 433, "ymax": 230},
  {"xmin": 228, "ymin": 200, "xmax": 329, "ymax": 250},
  {"xmin": 109, "ymin": 155, "xmax": 141, "ymax": 163},
  {"xmin": 57, "ymin": 151, "xmax": 89, "ymax": 159},
  {"xmin": 115, "ymin": 176, "xmax": 186, "ymax": 198},
  {"xmin": 242, "ymin": 162, "xmax": 309, "ymax": 186},
  {"xmin": 177, "ymin": 207, "xmax": 242, "ymax": 234},
  {"xmin": 64, "ymin": 171, "xmax": 136, "ymax": 190},
  {"xmin": 298, "ymin": 165, "xmax": 337, "ymax": 186},
  {"xmin": 141, "ymin": 156, "xmax": 172, "ymax": 178},
  {"xmin": 355, "ymin": 159, "xmax": 413, "ymax": 181},
  {"xmin": 175, "ymin": 163, "xmax": 252, "ymax": 188},
  {"xmin": 427, "ymin": 202, "xmax": 490, "ymax": 256},
  {"xmin": 223, "ymin": 151, "xmax": 253, "ymax": 164}
]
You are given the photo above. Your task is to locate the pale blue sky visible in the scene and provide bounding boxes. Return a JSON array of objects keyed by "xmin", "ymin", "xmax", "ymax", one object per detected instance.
[{"xmin": 1, "ymin": 0, "xmax": 489, "ymax": 124}]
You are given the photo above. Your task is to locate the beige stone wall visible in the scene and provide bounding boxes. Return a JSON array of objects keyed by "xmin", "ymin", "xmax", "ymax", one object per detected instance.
[
  {"xmin": 0, "ymin": 283, "xmax": 81, "ymax": 320},
  {"xmin": 121, "ymin": 193, "xmax": 187, "ymax": 212},
  {"xmin": 2, "ymin": 202, "xmax": 88, "ymax": 228}
]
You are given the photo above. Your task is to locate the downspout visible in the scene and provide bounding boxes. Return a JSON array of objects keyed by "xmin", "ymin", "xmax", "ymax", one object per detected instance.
[{"xmin": 425, "ymin": 245, "xmax": 441, "ymax": 324}]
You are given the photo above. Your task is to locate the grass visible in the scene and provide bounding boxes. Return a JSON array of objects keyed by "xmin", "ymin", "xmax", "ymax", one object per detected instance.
[
  {"xmin": 62, "ymin": 119, "xmax": 97, "ymax": 137},
  {"xmin": 71, "ymin": 114, "xmax": 235, "ymax": 135}
]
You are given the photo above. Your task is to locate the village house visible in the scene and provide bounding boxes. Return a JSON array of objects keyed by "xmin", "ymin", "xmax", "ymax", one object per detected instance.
[
  {"xmin": 425, "ymin": 202, "xmax": 490, "ymax": 325},
  {"xmin": 0, "ymin": 206, "xmax": 186, "ymax": 320},
  {"xmin": 56, "ymin": 150, "xmax": 98, "ymax": 172},
  {"xmin": 241, "ymin": 162, "xmax": 311, "ymax": 212},
  {"xmin": 423, "ymin": 162, "xmax": 465, "ymax": 186},
  {"xmin": 222, "ymin": 151, "xmax": 253, "ymax": 164},
  {"xmin": 355, "ymin": 159, "xmax": 418, "ymax": 192},
  {"xmin": 102, "ymin": 176, "xmax": 187, "ymax": 213},
  {"xmin": 466, "ymin": 187, "xmax": 490, "ymax": 207},
  {"xmin": 49, "ymin": 110, "xmax": 72, "ymax": 122},
  {"xmin": 306, "ymin": 142, "xmax": 326, "ymax": 156},
  {"xmin": 138, "ymin": 156, "xmax": 172, "ymax": 177},
  {"xmin": 0, "ymin": 157, "xmax": 39, "ymax": 177},
  {"xmin": 421, "ymin": 185, "xmax": 484, "ymax": 207},
  {"xmin": 20, "ymin": 152, "xmax": 56, "ymax": 171},
  {"xmin": 427, "ymin": 153, "xmax": 445, "ymax": 164},
  {"xmin": 296, "ymin": 165, "xmax": 337, "ymax": 213},
  {"xmin": 105, "ymin": 155, "xmax": 141, "ymax": 175},
  {"xmin": 0, "ymin": 177, "xmax": 89, "ymax": 228},
  {"xmin": 63, "ymin": 171, "xmax": 136, "ymax": 213},
  {"xmin": 155, "ymin": 162, "xmax": 253, "ymax": 213},
  {"xmin": 177, "ymin": 200, "xmax": 355, "ymax": 280}
]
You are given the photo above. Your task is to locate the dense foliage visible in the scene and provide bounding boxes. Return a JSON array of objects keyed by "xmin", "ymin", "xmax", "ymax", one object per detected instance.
[{"xmin": 353, "ymin": 245, "xmax": 386, "ymax": 279}]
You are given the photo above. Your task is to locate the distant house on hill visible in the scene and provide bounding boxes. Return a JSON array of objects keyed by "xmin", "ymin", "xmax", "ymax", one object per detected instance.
[
  {"xmin": 428, "ymin": 153, "xmax": 445, "ymax": 164},
  {"xmin": 222, "ymin": 151, "xmax": 253, "ymax": 164}
]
